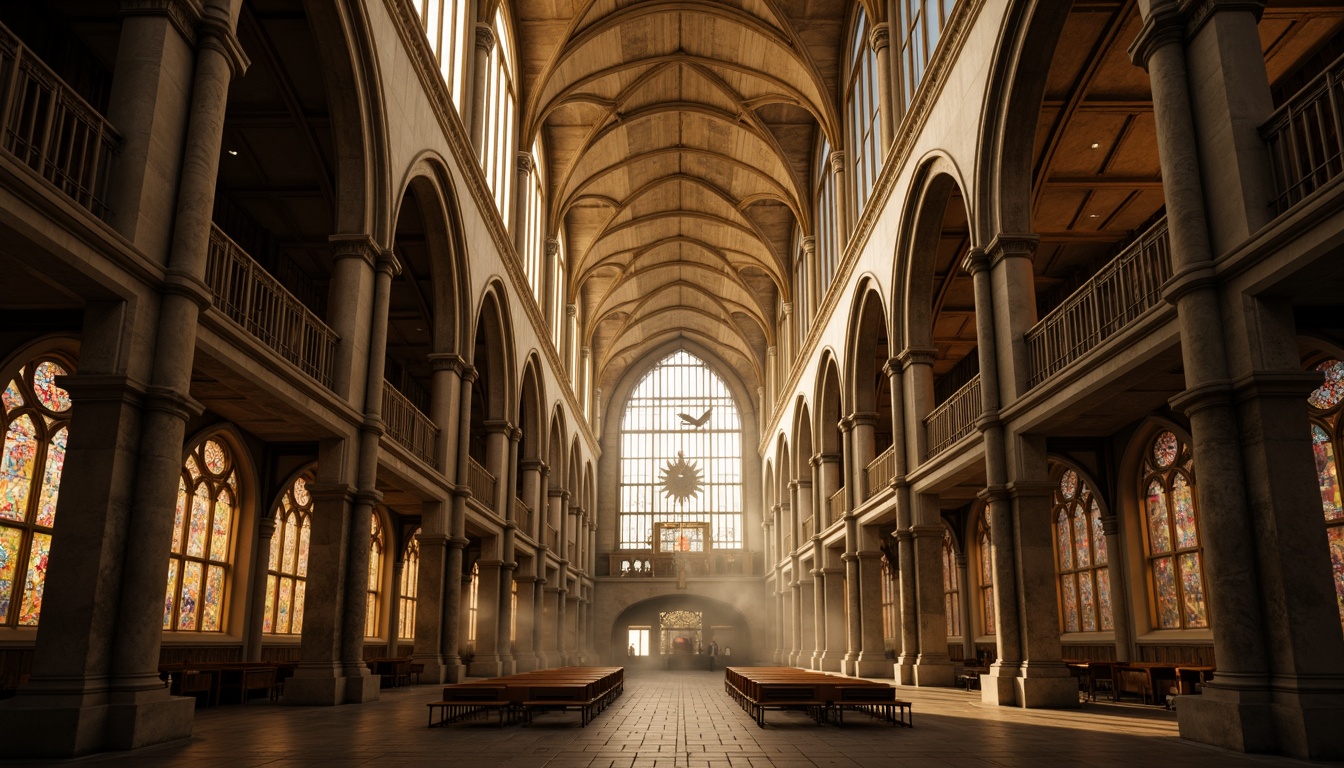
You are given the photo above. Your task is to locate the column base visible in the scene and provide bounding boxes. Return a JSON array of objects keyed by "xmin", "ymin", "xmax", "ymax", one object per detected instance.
[
  {"xmin": 912, "ymin": 656, "xmax": 956, "ymax": 687},
  {"xmin": 0, "ymin": 684, "xmax": 194, "ymax": 757},
  {"xmin": 1014, "ymin": 672, "xmax": 1079, "ymax": 708},
  {"xmin": 893, "ymin": 656, "xmax": 916, "ymax": 686},
  {"xmin": 513, "ymin": 653, "xmax": 539, "ymax": 672},
  {"xmin": 1175, "ymin": 677, "xmax": 1344, "ymax": 759},
  {"xmin": 852, "ymin": 655, "xmax": 893, "ymax": 678},
  {"xmin": 285, "ymin": 664, "xmax": 346, "ymax": 706},
  {"xmin": 443, "ymin": 663, "xmax": 468, "ymax": 683},
  {"xmin": 469, "ymin": 656, "xmax": 504, "ymax": 677},
  {"xmin": 411, "ymin": 656, "xmax": 448, "ymax": 685},
  {"xmin": 819, "ymin": 652, "xmax": 844, "ymax": 673},
  {"xmin": 788, "ymin": 651, "xmax": 800, "ymax": 666},
  {"xmin": 343, "ymin": 671, "xmax": 380, "ymax": 704},
  {"xmin": 981, "ymin": 664, "xmax": 1020, "ymax": 706}
]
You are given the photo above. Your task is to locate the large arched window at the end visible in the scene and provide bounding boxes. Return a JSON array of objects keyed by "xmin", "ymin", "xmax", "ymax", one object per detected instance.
[
  {"xmin": 417, "ymin": 0, "xmax": 471, "ymax": 112},
  {"xmin": 263, "ymin": 472, "xmax": 313, "ymax": 635},
  {"xmin": 1051, "ymin": 465, "xmax": 1113, "ymax": 633},
  {"xmin": 846, "ymin": 6, "xmax": 883, "ymax": 215},
  {"xmin": 897, "ymin": 0, "xmax": 956, "ymax": 109},
  {"xmin": 1140, "ymin": 430, "xmax": 1208, "ymax": 629},
  {"xmin": 483, "ymin": 6, "xmax": 519, "ymax": 218},
  {"xmin": 399, "ymin": 528, "xmax": 420, "ymax": 640},
  {"xmin": 165, "ymin": 436, "xmax": 239, "ymax": 632},
  {"xmin": 0, "ymin": 355, "xmax": 74, "ymax": 627},
  {"xmin": 365, "ymin": 512, "xmax": 384, "ymax": 638},
  {"xmin": 1304, "ymin": 358, "xmax": 1344, "ymax": 631},
  {"xmin": 618, "ymin": 350, "xmax": 743, "ymax": 550}
]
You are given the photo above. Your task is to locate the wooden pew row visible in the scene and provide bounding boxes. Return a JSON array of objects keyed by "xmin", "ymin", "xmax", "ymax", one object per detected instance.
[
  {"xmin": 724, "ymin": 666, "xmax": 911, "ymax": 728},
  {"xmin": 428, "ymin": 667, "xmax": 624, "ymax": 727}
]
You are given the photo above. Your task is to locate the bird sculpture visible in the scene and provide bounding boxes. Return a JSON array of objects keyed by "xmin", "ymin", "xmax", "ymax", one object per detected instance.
[{"xmin": 676, "ymin": 408, "xmax": 713, "ymax": 427}]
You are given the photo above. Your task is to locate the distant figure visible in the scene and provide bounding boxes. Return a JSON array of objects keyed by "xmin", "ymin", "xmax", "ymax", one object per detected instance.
[
  {"xmin": 708, "ymin": 641, "xmax": 718, "ymax": 671},
  {"xmin": 723, "ymin": 646, "xmax": 731, "ymax": 660},
  {"xmin": 628, "ymin": 644, "xmax": 636, "ymax": 657}
]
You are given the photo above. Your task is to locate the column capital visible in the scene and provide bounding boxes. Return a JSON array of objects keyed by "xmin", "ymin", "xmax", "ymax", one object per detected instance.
[
  {"xmin": 801, "ymin": 236, "xmax": 817, "ymax": 255},
  {"xmin": 898, "ymin": 346, "xmax": 939, "ymax": 368},
  {"xmin": 1169, "ymin": 379, "xmax": 1236, "ymax": 417},
  {"xmin": 195, "ymin": 2, "xmax": 250, "ymax": 76},
  {"xmin": 120, "ymin": 0, "xmax": 201, "ymax": 45},
  {"xmin": 868, "ymin": 22, "xmax": 891, "ymax": 53},
  {"xmin": 329, "ymin": 233, "xmax": 381, "ymax": 268},
  {"xmin": 510, "ymin": 427, "xmax": 523, "ymax": 444},
  {"xmin": 1232, "ymin": 369, "xmax": 1322, "ymax": 403},
  {"xmin": 1181, "ymin": 0, "xmax": 1266, "ymax": 40},
  {"xmin": 566, "ymin": 303, "xmax": 578, "ymax": 318},
  {"xmin": 143, "ymin": 385, "xmax": 204, "ymax": 422},
  {"xmin": 788, "ymin": 478, "xmax": 811, "ymax": 490},
  {"xmin": 305, "ymin": 481, "xmax": 358, "ymax": 505},
  {"xmin": 829, "ymin": 150, "xmax": 846, "ymax": 174},
  {"xmin": 882, "ymin": 357, "xmax": 902, "ymax": 378},
  {"xmin": 837, "ymin": 416, "xmax": 855, "ymax": 433},
  {"xmin": 482, "ymin": 418, "xmax": 515, "ymax": 435},
  {"xmin": 428, "ymin": 353, "xmax": 472, "ymax": 376},
  {"xmin": 977, "ymin": 484, "xmax": 1010, "ymax": 503},
  {"xmin": 549, "ymin": 488, "xmax": 571, "ymax": 500},
  {"xmin": 985, "ymin": 233, "xmax": 1039, "ymax": 268},
  {"xmin": 546, "ymin": 237, "xmax": 560, "ymax": 256},
  {"xmin": 1005, "ymin": 480, "xmax": 1055, "ymax": 499},
  {"xmin": 160, "ymin": 268, "xmax": 213, "ymax": 311},
  {"xmin": 848, "ymin": 411, "xmax": 881, "ymax": 428},
  {"xmin": 781, "ymin": 302, "xmax": 793, "ymax": 318},
  {"xmin": 520, "ymin": 457, "xmax": 545, "ymax": 472},
  {"xmin": 475, "ymin": 22, "xmax": 496, "ymax": 52},
  {"xmin": 1128, "ymin": 3, "xmax": 1186, "ymax": 68},
  {"xmin": 516, "ymin": 151, "xmax": 534, "ymax": 175},
  {"xmin": 59, "ymin": 373, "xmax": 147, "ymax": 407},
  {"xmin": 961, "ymin": 247, "xmax": 991, "ymax": 276},
  {"xmin": 257, "ymin": 516, "xmax": 278, "ymax": 538}
]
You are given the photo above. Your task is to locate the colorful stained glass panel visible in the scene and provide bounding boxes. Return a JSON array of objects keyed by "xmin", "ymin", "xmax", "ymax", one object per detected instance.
[
  {"xmin": 1097, "ymin": 567, "xmax": 1113, "ymax": 630},
  {"xmin": 1153, "ymin": 555, "xmax": 1179, "ymax": 629},
  {"xmin": 31, "ymin": 362, "xmax": 70, "ymax": 412},
  {"xmin": 202, "ymin": 441, "xmax": 227, "ymax": 475},
  {"xmin": 1056, "ymin": 513, "xmax": 1072, "ymax": 570},
  {"xmin": 210, "ymin": 489, "xmax": 231, "ymax": 561},
  {"xmin": 292, "ymin": 581, "xmax": 306, "ymax": 633},
  {"xmin": 1178, "ymin": 552, "xmax": 1208, "ymax": 627},
  {"xmin": 1309, "ymin": 359, "xmax": 1344, "ymax": 410},
  {"xmin": 1, "ymin": 414, "xmax": 37, "ymax": 522},
  {"xmin": 178, "ymin": 561, "xmax": 202, "ymax": 630},
  {"xmin": 1073, "ymin": 508, "xmax": 1090, "ymax": 567},
  {"xmin": 0, "ymin": 525, "xmax": 23, "ymax": 619},
  {"xmin": 1145, "ymin": 480, "xmax": 1171, "ymax": 553},
  {"xmin": 263, "ymin": 574, "xmax": 276, "ymax": 633},
  {"xmin": 282, "ymin": 515, "xmax": 297, "ymax": 572},
  {"xmin": 1091, "ymin": 502, "xmax": 1107, "ymax": 564},
  {"xmin": 982, "ymin": 590, "xmax": 995, "ymax": 635},
  {"xmin": 294, "ymin": 476, "xmax": 310, "ymax": 506},
  {"xmin": 1059, "ymin": 469, "xmax": 1078, "ymax": 500},
  {"xmin": 1328, "ymin": 526, "xmax": 1344, "ymax": 630},
  {"xmin": 34, "ymin": 427, "xmax": 65, "ymax": 528},
  {"xmin": 17, "ymin": 531, "xmax": 50, "ymax": 625},
  {"xmin": 171, "ymin": 479, "xmax": 187, "ymax": 552},
  {"xmin": 2, "ymin": 379, "xmax": 23, "ymax": 413},
  {"xmin": 201, "ymin": 564, "xmax": 223, "ymax": 630},
  {"xmin": 163, "ymin": 559, "xmax": 178, "ymax": 629},
  {"xmin": 297, "ymin": 521, "xmax": 310, "ymax": 577},
  {"xmin": 1172, "ymin": 474, "xmax": 1198, "ymax": 549},
  {"xmin": 268, "ymin": 526, "xmax": 281, "ymax": 571},
  {"xmin": 1153, "ymin": 431, "xmax": 1178, "ymax": 468},
  {"xmin": 1314, "ymin": 425, "xmax": 1344, "ymax": 521},
  {"xmin": 1061, "ymin": 574, "xmax": 1078, "ymax": 632},
  {"xmin": 1078, "ymin": 572, "xmax": 1096, "ymax": 632},
  {"xmin": 277, "ymin": 576, "xmax": 292, "ymax": 633},
  {"xmin": 187, "ymin": 485, "xmax": 209, "ymax": 558},
  {"xmin": 185, "ymin": 455, "xmax": 200, "ymax": 480}
]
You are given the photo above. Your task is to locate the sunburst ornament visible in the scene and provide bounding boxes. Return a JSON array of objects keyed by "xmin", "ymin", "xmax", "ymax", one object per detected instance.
[{"xmin": 659, "ymin": 451, "xmax": 702, "ymax": 504}]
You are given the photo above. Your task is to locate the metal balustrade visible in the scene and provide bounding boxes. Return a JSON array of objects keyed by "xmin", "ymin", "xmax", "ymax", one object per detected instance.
[
  {"xmin": 827, "ymin": 487, "xmax": 845, "ymax": 527},
  {"xmin": 0, "ymin": 23, "xmax": 120, "ymax": 220},
  {"xmin": 545, "ymin": 524, "xmax": 559, "ymax": 551},
  {"xmin": 382, "ymin": 381, "xmax": 437, "ymax": 465},
  {"xmin": 924, "ymin": 374, "xmax": 981, "ymax": 459},
  {"xmin": 1024, "ymin": 219, "xmax": 1171, "ymax": 388},
  {"xmin": 515, "ymin": 497, "xmax": 532, "ymax": 532},
  {"xmin": 205, "ymin": 225, "xmax": 339, "ymax": 387},
  {"xmin": 1262, "ymin": 52, "xmax": 1344, "ymax": 214},
  {"xmin": 466, "ymin": 457, "xmax": 495, "ymax": 507},
  {"xmin": 801, "ymin": 516, "xmax": 814, "ymax": 542},
  {"xmin": 864, "ymin": 446, "xmax": 896, "ymax": 501},
  {"xmin": 782, "ymin": 532, "xmax": 793, "ymax": 554}
]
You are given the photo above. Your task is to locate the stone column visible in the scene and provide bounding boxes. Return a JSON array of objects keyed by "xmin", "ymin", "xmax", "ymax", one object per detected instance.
[
  {"xmin": 553, "ymin": 489, "xmax": 571, "ymax": 664},
  {"xmin": 386, "ymin": 556, "xmax": 404, "ymax": 655},
  {"xmin": 564, "ymin": 305, "xmax": 579, "ymax": 382},
  {"xmin": 816, "ymin": 453, "xmax": 841, "ymax": 529},
  {"xmin": 532, "ymin": 563, "xmax": 548, "ymax": 668},
  {"xmin": 513, "ymin": 573, "xmax": 538, "ymax": 671},
  {"xmin": 496, "ymin": 429, "xmax": 521, "ymax": 674},
  {"xmin": 471, "ymin": 559, "xmax": 504, "ymax": 676},
  {"xmin": 823, "ymin": 560, "xmax": 847, "ymax": 673},
  {"xmin": 287, "ymin": 471, "xmax": 355, "ymax": 706},
  {"xmin": 468, "ymin": 23, "xmax": 495, "ymax": 157},
  {"xmin": 830, "ymin": 150, "xmax": 849, "ymax": 250},
  {"xmin": 811, "ymin": 538, "xmax": 827, "ymax": 670},
  {"xmin": 246, "ymin": 515, "xmax": 278, "ymax": 661},
  {"xmin": 544, "ymin": 238, "xmax": 560, "ymax": 331},
  {"xmin": 412, "ymin": 524, "xmax": 450, "ymax": 683},
  {"xmin": 854, "ymin": 549, "xmax": 890, "ymax": 676},
  {"xmin": 513, "ymin": 151, "xmax": 533, "ymax": 253},
  {"xmin": 765, "ymin": 347, "xmax": 777, "ymax": 415},
  {"xmin": 1098, "ymin": 516, "xmax": 1130, "ymax": 662},
  {"xmin": 1130, "ymin": 5, "xmax": 1301, "ymax": 754},
  {"xmin": 911, "ymin": 520, "xmax": 955, "ymax": 687},
  {"xmin": 957, "ymin": 554, "xmax": 976, "ymax": 662},
  {"xmin": 801, "ymin": 236, "xmax": 819, "ymax": 321},
  {"xmin": 869, "ymin": 22, "xmax": 896, "ymax": 153},
  {"xmin": 579, "ymin": 348, "xmax": 593, "ymax": 418},
  {"xmin": 780, "ymin": 302, "xmax": 794, "ymax": 366},
  {"xmin": 850, "ymin": 413, "xmax": 878, "ymax": 504}
]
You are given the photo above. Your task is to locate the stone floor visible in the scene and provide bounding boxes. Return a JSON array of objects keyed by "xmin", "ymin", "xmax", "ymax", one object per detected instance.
[{"xmin": 1, "ymin": 669, "xmax": 1328, "ymax": 767}]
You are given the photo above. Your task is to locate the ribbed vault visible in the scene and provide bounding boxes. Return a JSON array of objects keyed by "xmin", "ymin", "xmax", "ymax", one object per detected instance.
[{"xmin": 516, "ymin": 0, "xmax": 849, "ymax": 394}]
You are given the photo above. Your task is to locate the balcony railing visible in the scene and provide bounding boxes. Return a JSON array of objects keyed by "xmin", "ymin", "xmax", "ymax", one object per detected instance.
[
  {"xmin": 801, "ymin": 516, "xmax": 814, "ymax": 542},
  {"xmin": 1025, "ymin": 219, "xmax": 1172, "ymax": 388},
  {"xmin": 924, "ymin": 374, "xmax": 981, "ymax": 459},
  {"xmin": 545, "ymin": 524, "xmax": 559, "ymax": 551},
  {"xmin": 606, "ymin": 550, "xmax": 763, "ymax": 577},
  {"xmin": 465, "ymin": 457, "xmax": 495, "ymax": 506},
  {"xmin": 205, "ymin": 225, "xmax": 339, "ymax": 387},
  {"xmin": 827, "ymin": 487, "xmax": 845, "ymax": 527},
  {"xmin": 514, "ymin": 497, "xmax": 532, "ymax": 532},
  {"xmin": 864, "ymin": 446, "xmax": 896, "ymax": 501},
  {"xmin": 0, "ymin": 23, "xmax": 120, "ymax": 220},
  {"xmin": 1262, "ymin": 51, "xmax": 1344, "ymax": 214},
  {"xmin": 382, "ymin": 381, "xmax": 437, "ymax": 465},
  {"xmin": 782, "ymin": 532, "xmax": 793, "ymax": 555}
]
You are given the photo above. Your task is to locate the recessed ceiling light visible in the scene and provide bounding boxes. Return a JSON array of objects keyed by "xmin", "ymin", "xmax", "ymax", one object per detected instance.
[
  {"xmin": 1090, "ymin": 142, "xmax": 1100, "ymax": 149},
  {"xmin": 1089, "ymin": 214, "xmax": 1099, "ymax": 218},
  {"xmin": 227, "ymin": 149, "xmax": 238, "ymax": 156}
]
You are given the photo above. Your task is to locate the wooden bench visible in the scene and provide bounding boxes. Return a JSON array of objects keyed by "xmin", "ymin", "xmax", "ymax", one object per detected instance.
[
  {"xmin": 428, "ymin": 667, "xmax": 624, "ymax": 728},
  {"xmin": 724, "ymin": 667, "xmax": 909, "ymax": 729},
  {"xmin": 832, "ymin": 685, "xmax": 911, "ymax": 727},
  {"xmin": 428, "ymin": 685, "xmax": 512, "ymax": 727}
]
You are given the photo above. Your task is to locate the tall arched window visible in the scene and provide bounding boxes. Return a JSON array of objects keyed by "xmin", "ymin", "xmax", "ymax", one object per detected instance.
[
  {"xmin": 483, "ymin": 7, "xmax": 518, "ymax": 217},
  {"xmin": 165, "ymin": 436, "xmax": 238, "ymax": 632},
  {"xmin": 417, "ymin": 0, "xmax": 470, "ymax": 110},
  {"xmin": 896, "ymin": 0, "xmax": 956, "ymax": 109},
  {"xmin": 365, "ymin": 512, "xmax": 383, "ymax": 637},
  {"xmin": 942, "ymin": 528, "xmax": 962, "ymax": 637},
  {"xmin": 466, "ymin": 561, "xmax": 480, "ymax": 649},
  {"xmin": 399, "ymin": 528, "xmax": 420, "ymax": 639},
  {"xmin": 1305, "ymin": 358, "xmax": 1344, "ymax": 630},
  {"xmin": 618, "ymin": 350, "xmax": 743, "ymax": 549},
  {"xmin": 977, "ymin": 514, "xmax": 994, "ymax": 635},
  {"xmin": 1052, "ymin": 466, "xmax": 1112, "ymax": 633},
  {"xmin": 880, "ymin": 552, "xmax": 897, "ymax": 657},
  {"xmin": 814, "ymin": 138, "xmax": 838, "ymax": 294},
  {"xmin": 846, "ymin": 7, "xmax": 882, "ymax": 215},
  {"xmin": 1140, "ymin": 430, "xmax": 1208, "ymax": 629},
  {"xmin": 1, "ymin": 355, "xmax": 73, "ymax": 627},
  {"xmin": 263, "ymin": 472, "xmax": 313, "ymax": 635}
]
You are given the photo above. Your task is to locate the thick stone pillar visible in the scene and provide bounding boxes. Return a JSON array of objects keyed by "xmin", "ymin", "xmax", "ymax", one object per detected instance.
[
  {"xmin": 471, "ymin": 559, "xmax": 504, "ymax": 677},
  {"xmin": 815, "ymin": 453, "xmax": 841, "ymax": 529},
  {"xmin": 957, "ymin": 554, "xmax": 976, "ymax": 662},
  {"xmin": 439, "ymin": 363, "xmax": 475, "ymax": 684},
  {"xmin": 412, "ymin": 525, "xmax": 449, "ymax": 683},
  {"xmin": 822, "ymin": 559, "xmax": 846, "ymax": 672},
  {"xmin": 532, "ymin": 565, "xmax": 549, "ymax": 668},
  {"xmin": 912, "ymin": 521, "xmax": 955, "ymax": 687},
  {"xmin": 811, "ymin": 540, "xmax": 827, "ymax": 670},
  {"xmin": 468, "ymin": 23, "xmax": 495, "ymax": 156},
  {"xmin": 799, "ymin": 578, "xmax": 816, "ymax": 666},
  {"xmin": 854, "ymin": 549, "xmax": 889, "ymax": 677},
  {"xmin": 830, "ymin": 150, "xmax": 849, "ymax": 250},
  {"xmin": 802, "ymin": 237, "xmax": 819, "ymax": 321},
  {"xmin": 246, "ymin": 516, "xmax": 278, "ymax": 661},
  {"xmin": 552, "ymin": 489, "xmax": 571, "ymax": 663},
  {"xmin": 386, "ymin": 557, "xmax": 404, "ymax": 655},
  {"xmin": 513, "ymin": 573, "xmax": 539, "ymax": 671}
]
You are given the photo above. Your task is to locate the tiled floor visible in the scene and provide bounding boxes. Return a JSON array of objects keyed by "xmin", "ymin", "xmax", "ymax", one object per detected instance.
[{"xmin": 2, "ymin": 670, "xmax": 1324, "ymax": 767}]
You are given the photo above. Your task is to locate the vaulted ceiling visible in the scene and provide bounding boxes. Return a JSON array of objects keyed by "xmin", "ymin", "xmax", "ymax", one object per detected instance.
[{"xmin": 516, "ymin": 0, "xmax": 851, "ymax": 396}]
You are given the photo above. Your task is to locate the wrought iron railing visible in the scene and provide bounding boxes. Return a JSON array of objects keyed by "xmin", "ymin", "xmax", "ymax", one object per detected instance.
[
  {"xmin": 514, "ymin": 497, "xmax": 532, "ymax": 532},
  {"xmin": 924, "ymin": 374, "xmax": 981, "ymax": 459},
  {"xmin": 382, "ymin": 381, "xmax": 437, "ymax": 465},
  {"xmin": 0, "ymin": 22, "xmax": 119, "ymax": 220},
  {"xmin": 801, "ymin": 516, "xmax": 814, "ymax": 542},
  {"xmin": 606, "ymin": 550, "xmax": 762, "ymax": 577},
  {"xmin": 827, "ymin": 487, "xmax": 846, "ymax": 527},
  {"xmin": 205, "ymin": 225, "xmax": 339, "ymax": 387},
  {"xmin": 1025, "ymin": 219, "xmax": 1172, "ymax": 388},
  {"xmin": 782, "ymin": 532, "xmax": 793, "ymax": 554},
  {"xmin": 1262, "ymin": 51, "xmax": 1344, "ymax": 214},
  {"xmin": 466, "ymin": 457, "xmax": 495, "ymax": 506},
  {"xmin": 864, "ymin": 445, "xmax": 896, "ymax": 501},
  {"xmin": 545, "ymin": 524, "xmax": 559, "ymax": 551}
]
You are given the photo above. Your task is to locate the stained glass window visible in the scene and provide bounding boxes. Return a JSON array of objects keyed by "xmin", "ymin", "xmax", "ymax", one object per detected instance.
[
  {"xmin": 165, "ymin": 436, "xmax": 238, "ymax": 632},
  {"xmin": 365, "ymin": 512, "xmax": 383, "ymax": 637},
  {"xmin": 942, "ymin": 528, "xmax": 962, "ymax": 637},
  {"xmin": 1305, "ymin": 358, "xmax": 1344, "ymax": 632},
  {"xmin": 0, "ymin": 355, "xmax": 73, "ymax": 628},
  {"xmin": 263, "ymin": 472, "xmax": 312, "ymax": 635},
  {"xmin": 977, "ymin": 515, "xmax": 994, "ymax": 636},
  {"xmin": 880, "ymin": 551, "xmax": 898, "ymax": 657},
  {"xmin": 618, "ymin": 350, "xmax": 743, "ymax": 549},
  {"xmin": 1051, "ymin": 466, "xmax": 1113, "ymax": 633},
  {"xmin": 399, "ymin": 528, "xmax": 420, "ymax": 640},
  {"xmin": 1140, "ymin": 430, "xmax": 1207, "ymax": 629}
]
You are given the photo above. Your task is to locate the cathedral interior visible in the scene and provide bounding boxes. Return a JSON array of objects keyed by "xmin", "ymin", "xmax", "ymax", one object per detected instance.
[{"xmin": 0, "ymin": 0, "xmax": 1343, "ymax": 761}]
